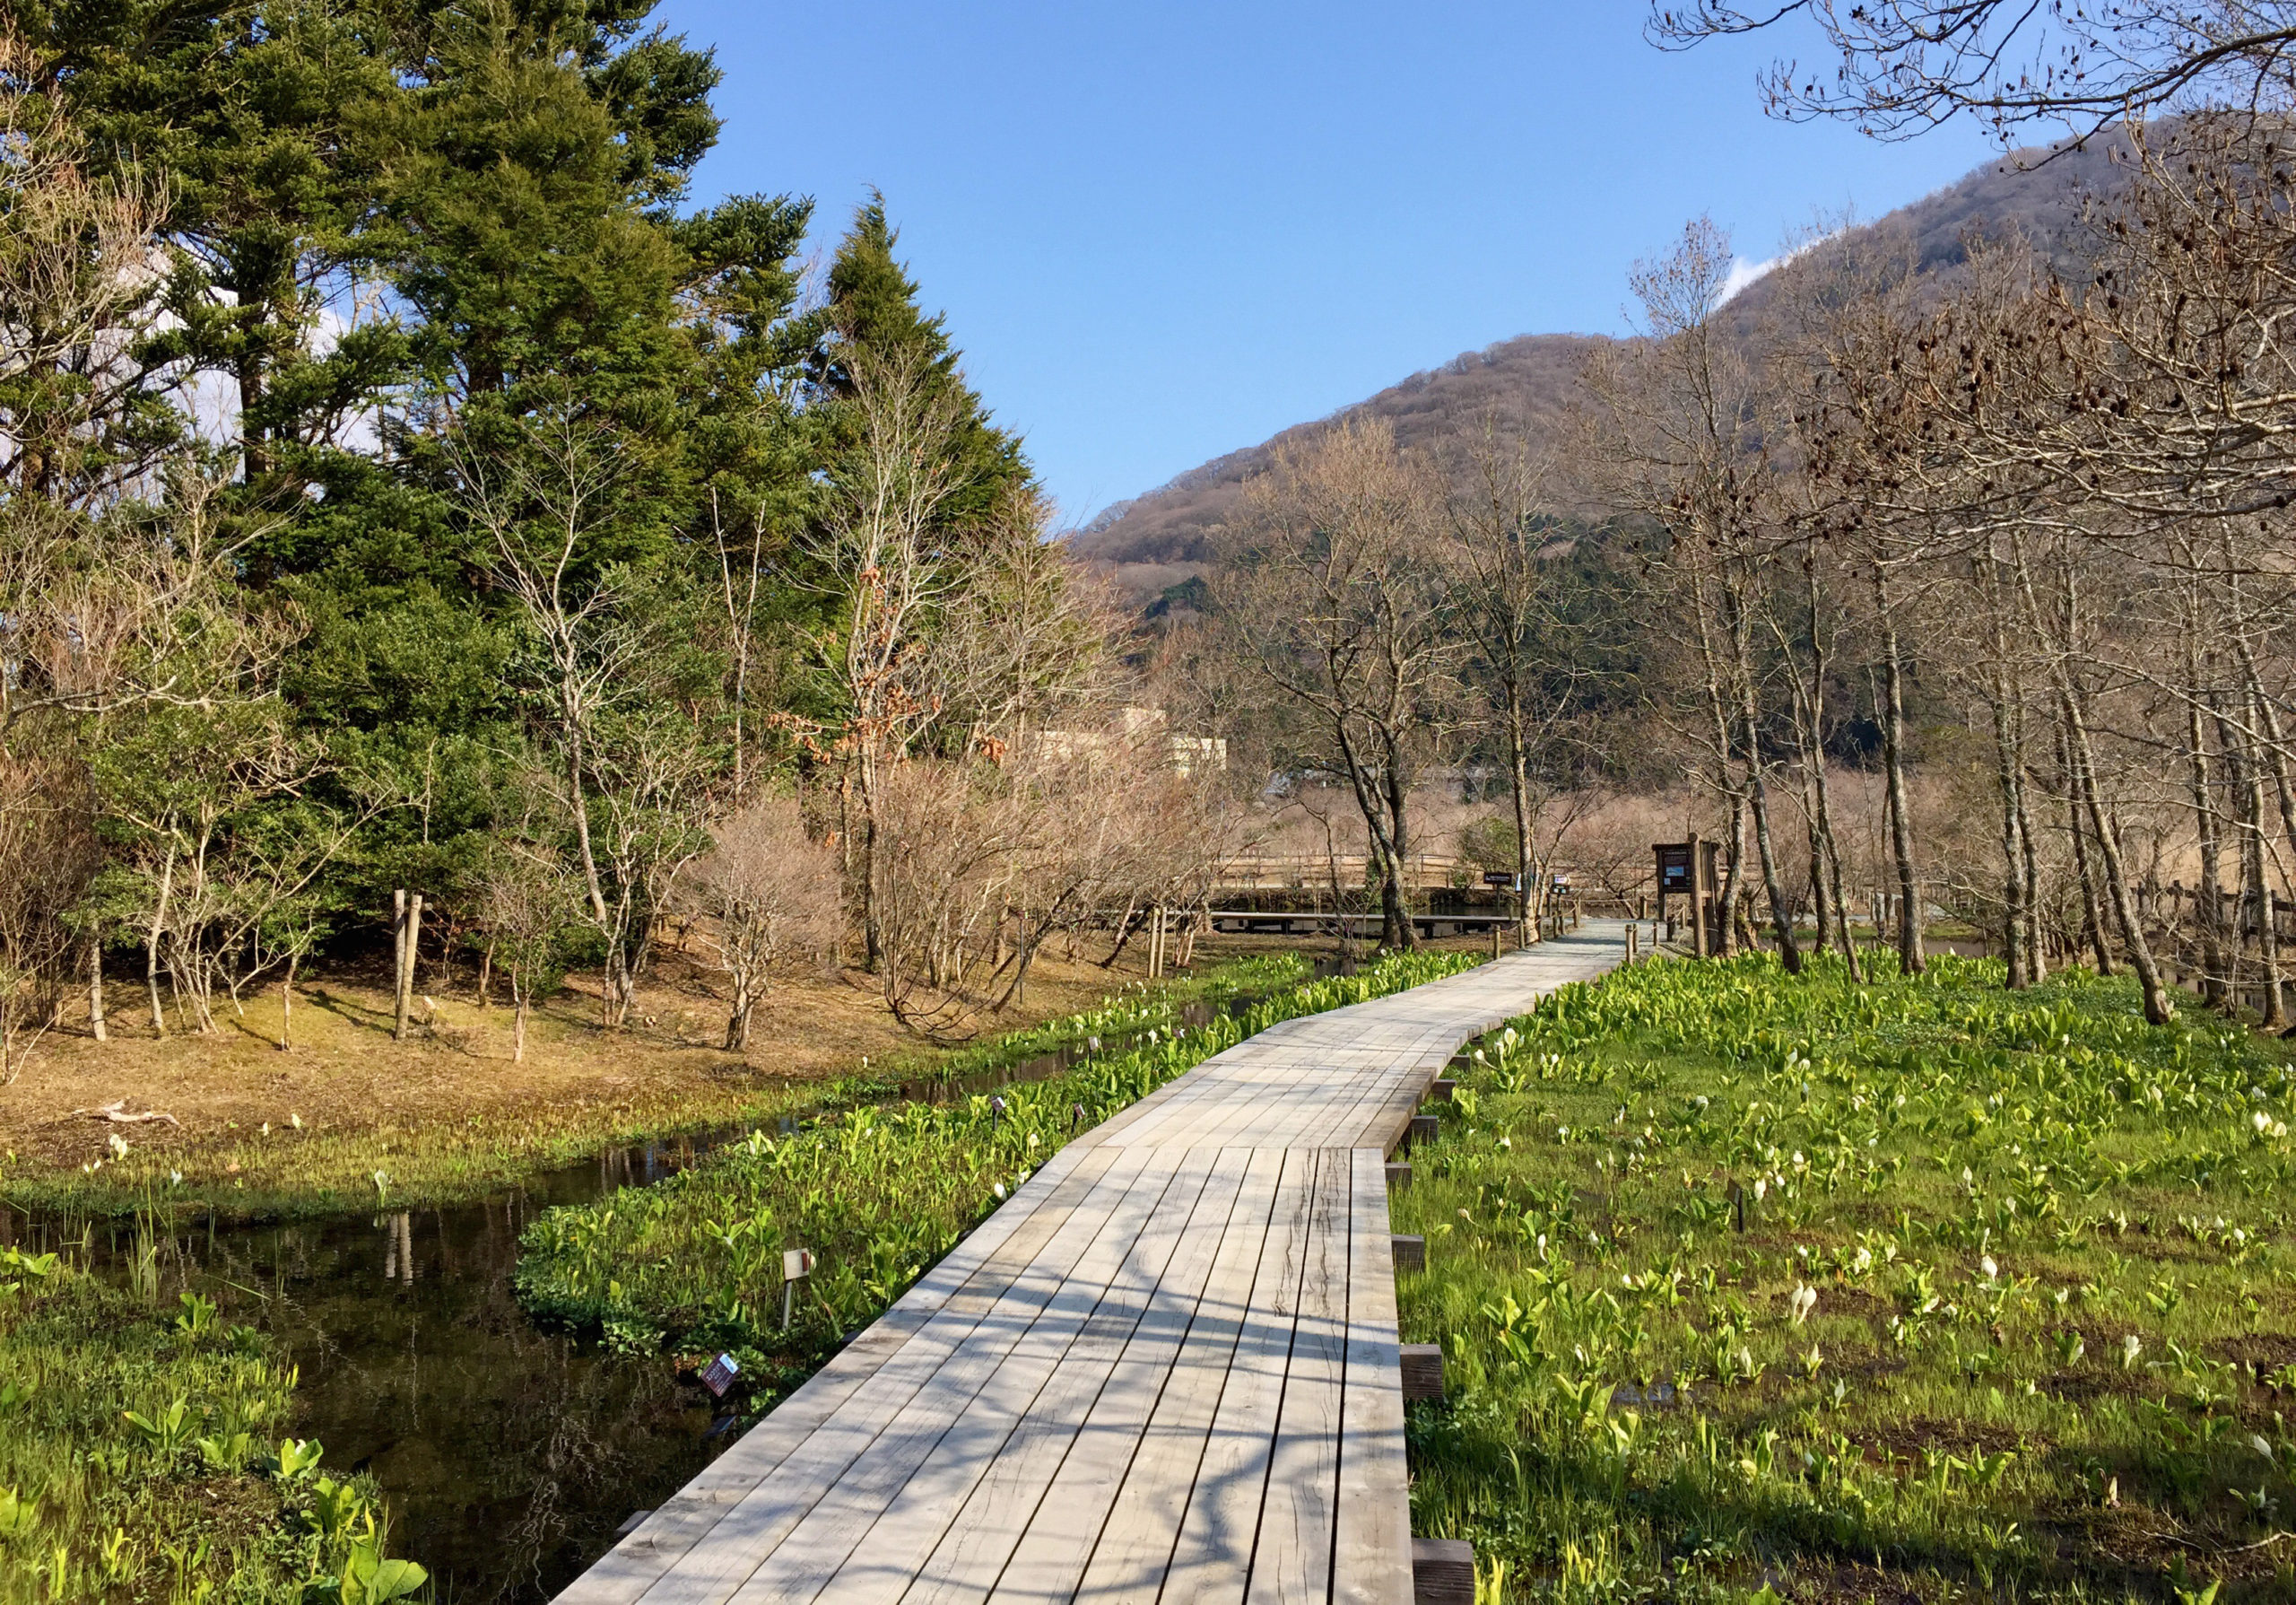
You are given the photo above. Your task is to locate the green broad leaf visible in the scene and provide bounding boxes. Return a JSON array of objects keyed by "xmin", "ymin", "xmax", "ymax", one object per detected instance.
[{"xmin": 365, "ymin": 1558, "xmax": 428, "ymax": 1602}]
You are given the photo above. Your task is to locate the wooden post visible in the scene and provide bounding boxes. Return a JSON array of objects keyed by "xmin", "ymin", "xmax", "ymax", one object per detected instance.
[
  {"xmin": 394, "ymin": 891, "xmax": 423, "ymax": 1042},
  {"xmin": 391, "ymin": 890, "xmax": 407, "ymax": 1040}
]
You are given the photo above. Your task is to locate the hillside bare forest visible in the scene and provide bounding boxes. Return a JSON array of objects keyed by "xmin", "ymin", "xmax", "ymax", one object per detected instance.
[
  {"xmin": 1070, "ymin": 135, "xmax": 2128, "ymax": 603},
  {"xmin": 1086, "ymin": 46, "xmax": 2296, "ymax": 1035}
]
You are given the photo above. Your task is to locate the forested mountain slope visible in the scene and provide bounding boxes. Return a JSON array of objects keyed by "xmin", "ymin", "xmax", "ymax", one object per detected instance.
[{"xmin": 1071, "ymin": 135, "xmax": 2126, "ymax": 602}]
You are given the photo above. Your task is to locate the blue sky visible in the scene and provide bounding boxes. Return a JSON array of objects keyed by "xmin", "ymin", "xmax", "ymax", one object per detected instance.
[{"xmin": 656, "ymin": 2, "xmax": 2001, "ymax": 524}]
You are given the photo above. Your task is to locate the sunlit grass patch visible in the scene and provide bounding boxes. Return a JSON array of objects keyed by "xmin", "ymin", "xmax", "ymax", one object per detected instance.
[
  {"xmin": 3, "ymin": 952, "xmax": 1313, "ymax": 1220},
  {"xmin": 1402, "ymin": 952, "xmax": 2296, "ymax": 1603}
]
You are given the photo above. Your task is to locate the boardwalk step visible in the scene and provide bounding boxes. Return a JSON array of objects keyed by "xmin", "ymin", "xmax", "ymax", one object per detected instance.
[
  {"xmin": 1412, "ymin": 1537, "xmax": 1475, "ymax": 1605},
  {"xmin": 1400, "ymin": 1342, "xmax": 1445, "ymax": 1401},
  {"xmin": 1391, "ymin": 1234, "xmax": 1425, "ymax": 1272}
]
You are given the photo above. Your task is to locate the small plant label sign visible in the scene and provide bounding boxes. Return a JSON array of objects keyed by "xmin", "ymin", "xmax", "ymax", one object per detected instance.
[
  {"xmin": 701, "ymin": 1352, "xmax": 741, "ymax": 1398},
  {"xmin": 780, "ymin": 1247, "xmax": 816, "ymax": 1331}
]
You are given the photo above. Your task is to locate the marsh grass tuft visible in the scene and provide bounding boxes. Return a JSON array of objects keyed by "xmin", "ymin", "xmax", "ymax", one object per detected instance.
[{"xmin": 1402, "ymin": 951, "xmax": 2296, "ymax": 1602}]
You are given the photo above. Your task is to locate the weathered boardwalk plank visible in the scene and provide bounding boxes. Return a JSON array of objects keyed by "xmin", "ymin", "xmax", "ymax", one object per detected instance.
[{"xmin": 557, "ymin": 929, "xmax": 1630, "ymax": 1605}]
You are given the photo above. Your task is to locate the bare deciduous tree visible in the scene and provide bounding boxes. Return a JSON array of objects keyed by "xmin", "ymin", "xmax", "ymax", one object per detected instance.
[
  {"xmin": 478, "ymin": 844, "xmax": 581, "ymax": 1064},
  {"xmin": 1219, "ymin": 418, "xmax": 1460, "ymax": 949},
  {"xmin": 449, "ymin": 399, "xmax": 709, "ymax": 1028},
  {"xmin": 679, "ymin": 798, "xmax": 842, "ymax": 1051}
]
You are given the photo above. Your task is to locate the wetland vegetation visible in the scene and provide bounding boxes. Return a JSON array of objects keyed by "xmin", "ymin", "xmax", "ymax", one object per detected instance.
[
  {"xmin": 517, "ymin": 949, "xmax": 1478, "ymax": 1399},
  {"xmin": 1400, "ymin": 953, "xmax": 2296, "ymax": 1603},
  {"xmin": 0, "ymin": 949, "xmax": 1452, "ymax": 1603},
  {"xmin": 0, "ymin": 1249, "xmax": 417, "ymax": 1605}
]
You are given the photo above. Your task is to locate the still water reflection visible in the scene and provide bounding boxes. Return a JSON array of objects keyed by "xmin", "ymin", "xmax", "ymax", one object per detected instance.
[{"xmin": 22, "ymin": 1138, "xmax": 734, "ymax": 1603}]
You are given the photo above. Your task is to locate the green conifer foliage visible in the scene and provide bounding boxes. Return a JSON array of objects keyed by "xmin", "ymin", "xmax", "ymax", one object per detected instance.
[{"xmin": 813, "ymin": 195, "xmax": 1032, "ymax": 530}]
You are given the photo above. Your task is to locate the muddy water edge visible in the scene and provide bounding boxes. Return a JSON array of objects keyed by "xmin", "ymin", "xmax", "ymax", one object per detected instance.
[{"xmin": 4, "ymin": 996, "xmax": 1258, "ymax": 1605}]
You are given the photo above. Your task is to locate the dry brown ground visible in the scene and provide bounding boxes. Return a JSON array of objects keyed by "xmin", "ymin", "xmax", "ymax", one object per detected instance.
[{"xmin": 2, "ymin": 936, "xmax": 1266, "ymax": 1210}]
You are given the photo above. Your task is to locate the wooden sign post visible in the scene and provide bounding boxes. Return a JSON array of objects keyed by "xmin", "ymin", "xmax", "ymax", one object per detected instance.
[{"xmin": 1653, "ymin": 835, "xmax": 1721, "ymax": 956}]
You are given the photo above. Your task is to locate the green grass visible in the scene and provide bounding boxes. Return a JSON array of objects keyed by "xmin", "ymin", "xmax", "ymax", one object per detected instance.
[
  {"xmin": 516, "ymin": 949, "xmax": 1482, "ymax": 1402},
  {"xmin": 1399, "ymin": 951, "xmax": 2296, "ymax": 1603},
  {"xmin": 1, "ymin": 955, "xmax": 1313, "ymax": 1222},
  {"xmin": 0, "ymin": 1247, "xmax": 419, "ymax": 1605}
]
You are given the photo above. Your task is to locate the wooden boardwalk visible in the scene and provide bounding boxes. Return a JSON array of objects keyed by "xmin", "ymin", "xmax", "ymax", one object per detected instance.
[{"xmin": 558, "ymin": 929, "xmax": 1629, "ymax": 1605}]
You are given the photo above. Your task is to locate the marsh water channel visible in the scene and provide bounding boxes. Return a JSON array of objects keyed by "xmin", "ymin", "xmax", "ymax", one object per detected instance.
[{"xmin": 9, "ymin": 996, "xmax": 1263, "ymax": 1604}]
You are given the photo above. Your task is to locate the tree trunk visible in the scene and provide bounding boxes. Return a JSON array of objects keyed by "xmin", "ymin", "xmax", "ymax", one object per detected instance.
[
  {"xmin": 1721, "ymin": 562, "xmax": 1800, "ymax": 972},
  {"xmin": 2180, "ymin": 572, "xmax": 2231, "ymax": 1006},
  {"xmin": 1716, "ymin": 797, "xmax": 1746, "ymax": 957},
  {"xmin": 2054, "ymin": 718, "xmax": 2113, "ymax": 976},
  {"xmin": 392, "ymin": 890, "xmax": 407, "ymax": 1038},
  {"xmin": 1982, "ymin": 552, "xmax": 2032, "ymax": 988},
  {"xmin": 1506, "ymin": 681, "xmax": 1535, "ymax": 949},
  {"xmin": 1814, "ymin": 770, "xmax": 1860, "ymax": 978},
  {"xmin": 1794, "ymin": 549, "xmax": 1848, "ymax": 966},
  {"xmin": 1100, "ymin": 899, "xmax": 1140, "ymax": 969},
  {"xmin": 562, "ymin": 732, "xmax": 629, "ymax": 1023},
  {"xmin": 2065, "ymin": 693, "xmax": 2176, "ymax": 1024},
  {"xmin": 1804, "ymin": 779, "xmax": 1833, "ymax": 956},
  {"xmin": 726, "ymin": 968, "xmax": 753, "ymax": 1051},
  {"xmin": 1380, "ymin": 759, "xmax": 1416, "ymax": 952},
  {"xmin": 1876, "ymin": 609, "xmax": 1926, "ymax": 975},
  {"xmin": 393, "ymin": 891, "xmax": 424, "ymax": 1042},
  {"xmin": 1744, "ymin": 746, "xmax": 1802, "ymax": 972},
  {"xmin": 2016, "ymin": 763, "xmax": 2047, "ymax": 981},
  {"xmin": 1689, "ymin": 564, "xmax": 1745, "ymax": 957},
  {"xmin": 88, "ymin": 937, "xmax": 107, "ymax": 1043},
  {"xmin": 280, "ymin": 951, "xmax": 297, "ymax": 1051},
  {"xmin": 2221, "ymin": 698, "xmax": 2285, "ymax": 1027},
  {"xmin": 1986, "ymin": 647, "xmax": 2032, "ymax": 989},
  {"xmin": 146, "ymin": 846, "xmax": 174, "ymax": 1037},
  {"xmin": 858, "ymin": 749, "xmax": 884, "ymax": 971}
]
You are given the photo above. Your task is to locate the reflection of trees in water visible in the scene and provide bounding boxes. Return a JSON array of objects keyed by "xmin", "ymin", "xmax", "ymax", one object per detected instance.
[
  {"xmin": 500, "ymin": 1349, "xmax": 699, "ymax": 1600},
  {"xmin": 74, "ymin": 1195, "xmax": 719, "ymax": 1605}
]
